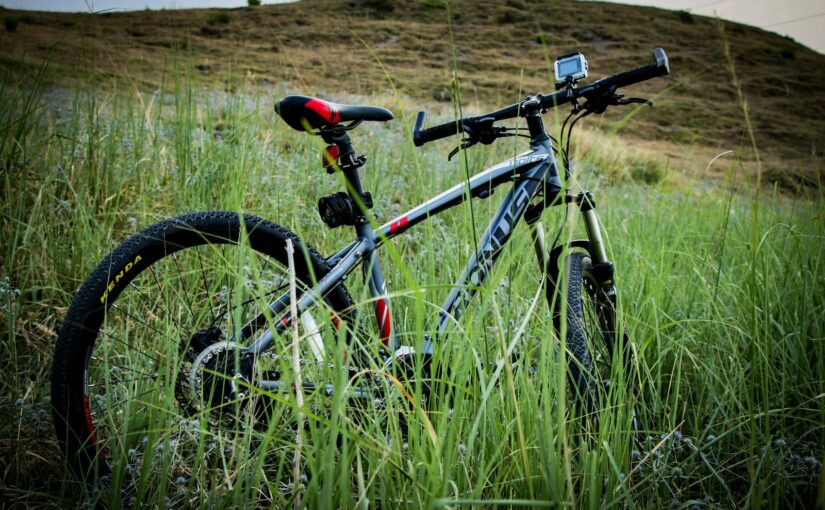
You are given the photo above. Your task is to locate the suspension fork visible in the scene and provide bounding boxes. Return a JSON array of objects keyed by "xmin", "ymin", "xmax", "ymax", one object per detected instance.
[
  {"xmin": 530, "ymin": 191, "xmax": 614, "ymax": 285},
  {"xmin": 530, "ymin": 222, "xmax": 548, "ymax": 277},
  {"xmin": 579, "ymin": 192, "xmax": 609, "ymax": 266},
  {"xmin": 534, "ymin": 191, "xmax": 621, "ymax": 357}
]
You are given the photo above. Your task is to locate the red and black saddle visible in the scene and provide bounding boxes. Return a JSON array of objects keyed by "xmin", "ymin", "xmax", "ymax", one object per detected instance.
[{"xmin": 275, "ymin": 95, "xmax": 394, "ymax": 132}]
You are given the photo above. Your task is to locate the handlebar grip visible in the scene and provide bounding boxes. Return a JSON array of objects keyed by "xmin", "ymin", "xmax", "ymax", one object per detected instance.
[
  {"xmin": 413, "ymin": 113, "xmax": 462, "ymax": 147},
  {"xmin": 653, "ymin": 48, "xmax": 670, "ymax": 76},
  {"xmin": 605, "ymin": 48, "xmax": 670, "ymax": 89},
  {"xmin": 413, "ymin": 111, "xmax": 427, "ymax": 146}
]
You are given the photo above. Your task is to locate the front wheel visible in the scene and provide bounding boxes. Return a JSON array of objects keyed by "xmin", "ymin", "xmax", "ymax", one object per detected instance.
[
  {"xmin": 547, "ymin": 248, "xmax": 638, "ymax": 431},
  {"xmin": 51, "ymin": 211, "xmax": 354, "ymax": 499}
]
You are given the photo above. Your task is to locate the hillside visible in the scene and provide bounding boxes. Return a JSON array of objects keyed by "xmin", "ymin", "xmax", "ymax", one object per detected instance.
[{"xmin": 0, "ymin": 0, "xmax": 823, "ymax": 184}]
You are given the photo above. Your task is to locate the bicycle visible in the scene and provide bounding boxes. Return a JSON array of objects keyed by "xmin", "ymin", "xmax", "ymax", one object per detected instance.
[{"xmin": 51, "ymin": 48, "xmax": 671, "ymax": 491}]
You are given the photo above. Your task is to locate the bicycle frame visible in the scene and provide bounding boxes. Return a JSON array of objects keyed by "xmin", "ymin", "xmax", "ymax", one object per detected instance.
[{"xmin": 241, "ymin": 142, "xmax": 559, "ymax": 361}]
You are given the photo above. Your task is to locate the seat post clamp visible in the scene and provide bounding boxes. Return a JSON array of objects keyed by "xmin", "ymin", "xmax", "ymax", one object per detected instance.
[{"xmin": 336, "ymin": 154, "xmax": 366, "ymax": 172}]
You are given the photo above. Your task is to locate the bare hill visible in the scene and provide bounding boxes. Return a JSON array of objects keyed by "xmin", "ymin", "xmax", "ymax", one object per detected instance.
[{"xmin": 1, "ymin": 0, "xmax": 822, "ymax": 185}]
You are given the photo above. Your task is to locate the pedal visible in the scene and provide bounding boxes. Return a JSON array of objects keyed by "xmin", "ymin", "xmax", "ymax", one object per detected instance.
[
  {"xmin": 387, "ymin": 346, "xmax": 433, "ymax": 397},
  {"xmin": 393, "ymin": 345, "xmax": 416, "ymax": 361}
]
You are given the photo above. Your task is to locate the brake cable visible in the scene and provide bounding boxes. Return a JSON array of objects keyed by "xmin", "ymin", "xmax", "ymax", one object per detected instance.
[{"xmin": 546, "ymin": 90, "xmax": 652, "ymax": 257}]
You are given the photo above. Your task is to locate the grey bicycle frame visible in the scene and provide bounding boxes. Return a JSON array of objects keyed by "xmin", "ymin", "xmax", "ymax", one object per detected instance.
[{"xmin": 243, "ymin": 138, "xmax": 563, "ymax": 358}]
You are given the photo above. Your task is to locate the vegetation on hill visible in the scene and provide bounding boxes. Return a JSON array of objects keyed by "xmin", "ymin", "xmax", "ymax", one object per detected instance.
[{"xmin": 0, "ymin": 0, "xmax": 823, "ymax": 186}]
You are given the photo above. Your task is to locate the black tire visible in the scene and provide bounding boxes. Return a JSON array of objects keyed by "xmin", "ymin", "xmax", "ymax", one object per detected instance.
[
  {"xmin": 548, "ymin": 249, "xmax": 636, "ymax": 429},
  {"xmin": 51, "ymin": 211, "xmax": 354, "ymax": 491}
]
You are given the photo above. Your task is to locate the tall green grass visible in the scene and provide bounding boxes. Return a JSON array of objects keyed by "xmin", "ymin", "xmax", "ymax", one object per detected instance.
[{"xmin": 1, "ymin": 57, "xmax": 823, "ymax": 508}]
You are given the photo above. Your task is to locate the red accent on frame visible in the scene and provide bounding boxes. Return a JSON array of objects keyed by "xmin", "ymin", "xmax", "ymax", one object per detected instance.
[
  {"xmin": 389, "ymin": 216, "xmax": 409, "ymax": 234},
  {"xmin": 330, "ymin": 313, "xmax": 341, "ymax": 331},
  {"xmin": 374, "ymin": 298, "xmax": 391, "ymax": 346},
  {"xmin": 83, "ymin": 395, "xmax": 103, "ymax": 458},
  {"xmin": 305, "ymin": 99, "xmax": 341, "ymax": 124}
]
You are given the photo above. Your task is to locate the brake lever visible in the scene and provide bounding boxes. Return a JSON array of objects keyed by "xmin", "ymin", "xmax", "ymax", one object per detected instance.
[
  {"xmin": 616, "ymin": 97, "xmax": 653, "ymax": 107},
  {"xmin": 448, "ymin": 125, "xmax": 513, "ymax": 161},
  {"xmin": 583, "ymin": 91, "xmax": 653, "ymax": 114},
  {"xmin": 448, "ymin": 137, "xmax": 479, "ymax": 161}
]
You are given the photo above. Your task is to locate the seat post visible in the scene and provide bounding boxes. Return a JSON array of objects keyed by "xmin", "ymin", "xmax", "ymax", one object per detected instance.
[{"xmin": 322, "ymin": 130, "xmax": 362, "ymax": 195}]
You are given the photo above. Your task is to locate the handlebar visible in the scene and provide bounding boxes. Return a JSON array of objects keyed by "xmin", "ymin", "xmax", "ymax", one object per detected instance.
[{"xmin": 413, "ymin": 48, "xmax": 670, "ymax": 147}]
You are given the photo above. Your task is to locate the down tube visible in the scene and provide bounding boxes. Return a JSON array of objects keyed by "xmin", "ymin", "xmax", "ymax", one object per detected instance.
[{"xmin": 431, "ymin": 174, "xmax": 548, "ymax": 347}]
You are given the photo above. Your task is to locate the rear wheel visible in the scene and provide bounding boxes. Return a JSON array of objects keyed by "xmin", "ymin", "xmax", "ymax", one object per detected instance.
[
  {"xmin": 51, "ymin": 211, "xmax": 354, "ymax": 499},
  {"xmin": 548, "ymin": 249, "xmax": 637, "ymax": 430}
]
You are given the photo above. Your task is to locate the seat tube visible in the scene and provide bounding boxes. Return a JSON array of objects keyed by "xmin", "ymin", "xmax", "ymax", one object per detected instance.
[
  {"xmin": 337, "ymin": 140, "xmax": 399, "ymax": 353},
  {"xmin": 364, "ymin": 250, "xmax": 398, "ymax": 352}
]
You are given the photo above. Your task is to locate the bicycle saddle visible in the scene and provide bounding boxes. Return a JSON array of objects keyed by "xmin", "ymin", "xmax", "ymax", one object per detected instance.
[{"xmin": 275, "ymin": 95, "xmax": 394, "ymax": 132}]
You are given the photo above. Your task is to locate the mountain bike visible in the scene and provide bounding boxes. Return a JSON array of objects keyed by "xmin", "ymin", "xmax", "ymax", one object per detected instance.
[{"xmin": 51, "ymin": 49, "xmax": 671, "ymax": 489}]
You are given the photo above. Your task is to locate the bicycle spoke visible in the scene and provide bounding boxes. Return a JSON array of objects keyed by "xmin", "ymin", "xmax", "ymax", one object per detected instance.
[
  {"xmin": 98, "ymin": 329, "xmax": 162, "ymax": 366},
  {"xmin": 195, "ymin": 245, "xmax": 216, "ymax": 323}
]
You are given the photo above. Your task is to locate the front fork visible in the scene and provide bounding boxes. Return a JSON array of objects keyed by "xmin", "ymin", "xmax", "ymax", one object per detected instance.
[
  {"xmin": 533, "ymin": 192, "xmax": 640, "ymax": 431},
  {"xmin": 531, "ymin": 191, "xmax": 620, "ymax": 351},
  {"xmin": 530, "ymin": 191, "xmax": 613, "ymax": 277}
]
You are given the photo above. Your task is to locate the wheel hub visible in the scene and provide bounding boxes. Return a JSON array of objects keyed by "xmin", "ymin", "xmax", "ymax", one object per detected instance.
[{"xmin": 187, "ymin": 341, "xmax": 254, "ymax": 413}]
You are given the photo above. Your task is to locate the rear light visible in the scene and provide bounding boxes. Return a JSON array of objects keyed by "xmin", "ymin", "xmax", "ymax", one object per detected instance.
[{"xmin": 322, "ymin": 144, "xmax": 339, "ymax": 170}]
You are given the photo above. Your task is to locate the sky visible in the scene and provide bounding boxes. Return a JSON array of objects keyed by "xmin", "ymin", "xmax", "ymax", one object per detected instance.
[
  {"xmin": 1, "ymin": 0, "xmax": 823, "ymax": 53},
  {"xmin": 593, "ymin": 0, "xmax": 824, "ymax": 53},
  {"xmin": 0, "ymin": 0, "xmax": 296, "ymax": 10}
]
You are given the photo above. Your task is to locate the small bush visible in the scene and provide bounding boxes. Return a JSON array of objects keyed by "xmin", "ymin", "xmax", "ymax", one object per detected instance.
[
  {"xmin": 200, "ymin": 26, "xmax": 223, "ymax": 38},
  {"xmin": 248, "ymin": 0, "xmax": 261, "ymax": 5},
  {"xmin": 364, "ymin": 0, "xmax": 395, "ymax": 12},
  {"xmin": 4, "ymin": 16, "xmax": 19, "ymax": 32},
  {"xmin": 432, "ymin": 85, "xmax": 452, "ymax": 102},
  {"xmin": 631, "ymin": 161, "xmax": 666, "ymax": 184},
  {"xmin": 498, "ymin": 8, "xmax": 524, "ymax": 24},
  {"xmin": 208, "ymin": 12, "xmax": 231, "ymax": 25},
  {"xmin": 677, "ymin": 10, "xmax": 694, "ymax": 24}
]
